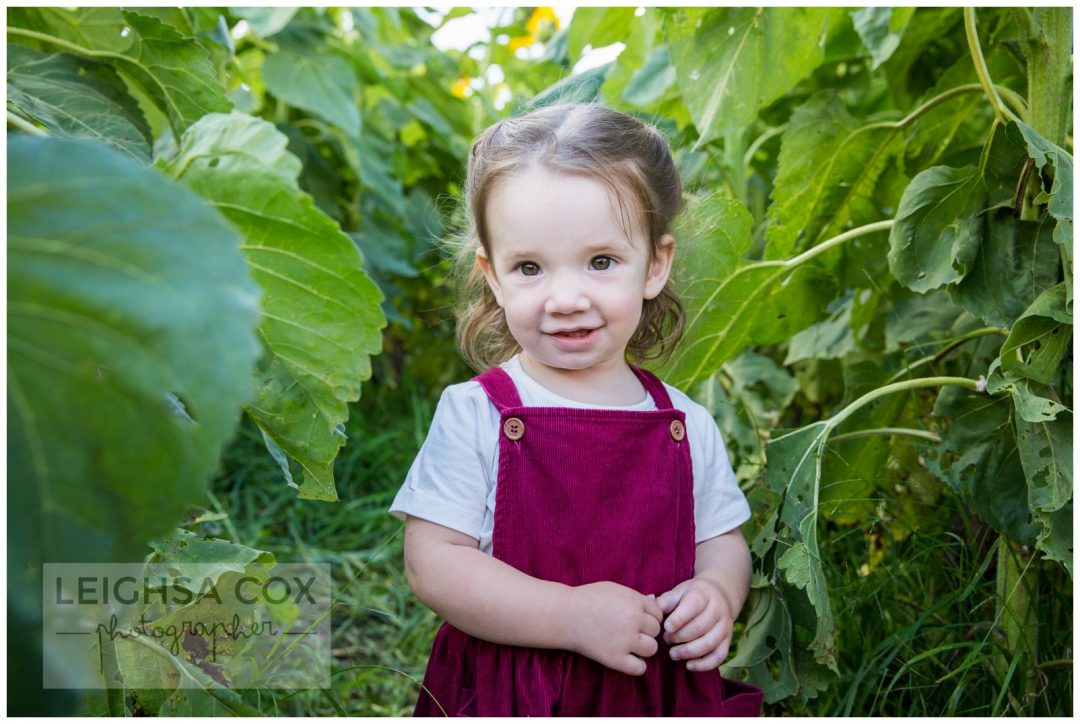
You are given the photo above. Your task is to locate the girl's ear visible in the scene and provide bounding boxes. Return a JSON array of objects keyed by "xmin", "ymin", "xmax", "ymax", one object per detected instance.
[
  {"xmin": 475, "ymin": 247, "xmax": 505, "ymax": 307},
  {"xmin": 644, "ymin": 234, "xmax": 676, "ymax": 300}
]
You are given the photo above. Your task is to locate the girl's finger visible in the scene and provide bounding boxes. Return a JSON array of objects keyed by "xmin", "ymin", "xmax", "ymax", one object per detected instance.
[
  {"xmin": 642, "ymin": 613, "xmax": 662, "ymax": 638},
  {"xmin": 662, "ymin": 587, "xmax": 707, "ymax": 635},
  {"xmin": 683, "ymin": 639, "xmax": 731, "ymax": 672},
  {"xmin": 633, "ymin": 632, "xmax": 659, "ymax": 659},
  {"xmin": 644, "ymin": 593, "xmax": 664, "ymax": 621},
  {"xmin": 655, "ymin": 583, "xmax": 687, "ymax": 614},
  {"xmin": 670, "ymin": 627, "xmax": 725, "ymax": 662},
  {"xmin": 620, "ymin": 654, "xmax": 648, "ymax": 677},
  {"xmin": 665, "ymin": 605, "xmax": 722, "ymax": 645}
]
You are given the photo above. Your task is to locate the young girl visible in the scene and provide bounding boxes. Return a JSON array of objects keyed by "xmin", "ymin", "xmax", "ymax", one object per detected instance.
[{"xmin": 390, "ymin": 103, "xmax": 763, "ymax": 716}]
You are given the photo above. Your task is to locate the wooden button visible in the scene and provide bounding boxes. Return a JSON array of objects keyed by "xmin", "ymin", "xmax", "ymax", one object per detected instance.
[
  {"xmin": 670, "ymin": 419, "xmax": 685, "ymax": 441},
  {"xmin": 504, "ymin": 417, "xmax": 525, "ymax": 441}
]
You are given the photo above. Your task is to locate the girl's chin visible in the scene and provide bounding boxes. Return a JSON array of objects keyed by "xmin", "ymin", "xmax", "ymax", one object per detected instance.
[{"xmin": 522, "ymin": 348, "xmax": 625, "ymax": 374}]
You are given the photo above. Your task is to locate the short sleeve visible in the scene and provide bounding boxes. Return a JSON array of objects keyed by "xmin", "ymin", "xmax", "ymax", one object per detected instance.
[
  {"xmin": 685, "ymin": 399, "xmax": 752, "ymax": 542},
  {"xmin": 389, "ymin": 383, "xmax": 493, "ymax": 540}
]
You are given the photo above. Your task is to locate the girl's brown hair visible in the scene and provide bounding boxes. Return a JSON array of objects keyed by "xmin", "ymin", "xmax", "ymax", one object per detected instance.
[{"xmin": 452, "ymin": 103, "xmax": 685, "ymax": 372}]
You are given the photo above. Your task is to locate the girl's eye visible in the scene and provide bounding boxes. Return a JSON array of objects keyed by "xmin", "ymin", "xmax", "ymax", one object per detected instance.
[
  {"xmin": 517, "ymin": 262, "xmax": 540, "ymax": 276},
  {"xmin": 590, "ymin": 256, "xmax": 614, "ymax": 271}
]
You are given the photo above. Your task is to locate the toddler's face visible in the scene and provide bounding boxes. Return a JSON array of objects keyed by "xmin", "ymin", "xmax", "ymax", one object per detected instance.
[{"xmin": 476, "ymin": 165, "xmax": 673, "ymax": 380}]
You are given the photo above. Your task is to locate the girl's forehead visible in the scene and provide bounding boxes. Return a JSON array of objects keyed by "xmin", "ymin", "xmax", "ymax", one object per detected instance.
[{"xmin": 487, "ymin": 166, "xmax": 645, "ymax": 249}]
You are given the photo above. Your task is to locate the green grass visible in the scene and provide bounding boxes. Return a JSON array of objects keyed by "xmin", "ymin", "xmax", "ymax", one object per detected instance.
[{"xmin": 803, "ymin": 490, "xmax": 1073, "ymax": 717}]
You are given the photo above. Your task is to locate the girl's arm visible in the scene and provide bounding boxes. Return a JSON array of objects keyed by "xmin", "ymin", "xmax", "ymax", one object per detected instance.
[
  {"xmin": 655, "ymin": 529, "xmax": 752, "ymax": 671},
  {"xmin": 404, "ymin": 515, "xmax": 663, "ymax": 675}
]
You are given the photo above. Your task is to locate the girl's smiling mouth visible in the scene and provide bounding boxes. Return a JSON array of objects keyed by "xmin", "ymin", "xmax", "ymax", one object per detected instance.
[{"xmin": 546, "ymin": 326, "xmax": 602, "ymax": 349}]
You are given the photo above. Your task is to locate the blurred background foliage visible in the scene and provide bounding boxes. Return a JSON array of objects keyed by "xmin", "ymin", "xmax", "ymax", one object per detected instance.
[{"xmin": 7, "ymin": 5, "xmax": 1072, "ymax": 716}]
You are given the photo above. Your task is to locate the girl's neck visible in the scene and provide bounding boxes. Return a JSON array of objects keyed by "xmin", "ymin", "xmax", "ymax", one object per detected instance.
[{"xmin": 518, "ymin": 353, "xmax": 646, "ymax": 406}]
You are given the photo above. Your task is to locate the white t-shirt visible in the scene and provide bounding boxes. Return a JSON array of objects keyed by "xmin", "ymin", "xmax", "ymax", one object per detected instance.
[{"xmin": 390, "ymin": 355, "xmax": 751, "ymax": 555}]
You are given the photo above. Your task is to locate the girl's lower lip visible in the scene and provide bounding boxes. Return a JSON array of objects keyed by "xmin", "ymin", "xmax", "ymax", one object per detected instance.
[{"xmin": 547, "ymin": 328, "xmax": 599, "ymax": 350}]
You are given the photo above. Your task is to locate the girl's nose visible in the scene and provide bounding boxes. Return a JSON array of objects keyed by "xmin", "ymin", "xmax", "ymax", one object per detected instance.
[{"xmin": 544, "ymin": 283, "xmax": 590, "ymax": 315}]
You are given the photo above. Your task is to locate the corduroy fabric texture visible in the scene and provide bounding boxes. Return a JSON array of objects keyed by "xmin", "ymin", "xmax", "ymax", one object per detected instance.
[{"xmin": 413, "ymin": 366, "xmax": 763, "ymax": 716}]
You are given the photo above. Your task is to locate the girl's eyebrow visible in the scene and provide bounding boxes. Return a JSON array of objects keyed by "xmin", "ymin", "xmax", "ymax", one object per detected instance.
[
  {"xmin": 499, "ymin": 249, "xmax": 539, "ymax": 263},
  {"xmin": 582, "ymin": 238, "xmax": 631, "ymax": 252}
]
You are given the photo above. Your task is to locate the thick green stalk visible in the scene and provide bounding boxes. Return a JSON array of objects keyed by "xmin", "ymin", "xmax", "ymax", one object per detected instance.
[
  {"xmin": 1025, "ymin": 8, "xmax": 1072, "ymax": 147},
  {"xmin": 828, "ymin": 427, "xmax": 941, "ymax": 445},
  {"xmin": 1024, "ymin": 8, "xmax": 1073, "ymax": 308},
  {"xmin": 859, "ymin": 84, "xmax": 984, "ymax": 134},
  {"xmin": 994, "ymin": 539, "xmax": 1037, "ymax": 686},
  {"xmin": 992, "ymin": 8, "xmax": 1072, "ymax": 698},
  {"xmin": 784, "ymin": 219, "xmax": 894, "ymax": 269},
  {"xmin": 828, "ymin": 376, "xmax": 980, "ymax": 432}
]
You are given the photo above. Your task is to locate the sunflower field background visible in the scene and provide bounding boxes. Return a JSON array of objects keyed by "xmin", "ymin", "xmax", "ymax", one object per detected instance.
[{"xmin": 6, "ymin": 6, "xmax": 1072, "ymax": 716}]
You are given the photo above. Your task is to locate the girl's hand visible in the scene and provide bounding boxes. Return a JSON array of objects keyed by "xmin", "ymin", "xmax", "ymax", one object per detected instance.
[
  {"xmin": 568, "ymin": 581, "xmax": 663, "ymax": 676},
  {"xmin": 656, "ymin": 576, "xmax": 735, "ymax": 672}
]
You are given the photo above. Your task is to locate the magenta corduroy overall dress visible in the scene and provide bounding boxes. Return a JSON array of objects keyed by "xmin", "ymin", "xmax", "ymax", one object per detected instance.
[{"xmin": 413, "ymin": 366, "xmax": 763, "ymax": 716}]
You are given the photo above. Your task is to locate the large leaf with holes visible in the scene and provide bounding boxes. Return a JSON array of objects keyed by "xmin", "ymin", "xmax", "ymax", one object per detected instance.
[
  {"xmin": 988, "ymin": 314, "xmax": 1073, "ymax": 575},
  {"xmin": 998, "ymin": 283, "xmax": 1072, "ymax": 385},
  {"xmin": 1015, "ymin": 121, "xmax": 1073, "ymax": 265},
  {"xmin": 735, "ymin": 421, "xmax": 841, "ymax": 703},
  {"xmin": 157, "ymin": 112, "xmax": 386, "ymax": 501},
  {"xmin": 113, "ymin": 529, "xmax": 277, "ymax": 705},
  {"xmin": 985, "ymin": 363, "xmax": 1073, "ymax": 572},
  {"xmin": 763, "ymin": 423, "xmax": 838, "ymax": 672},
  {"xmin": 1015, "ymin": 411, "xmax": 1072, "ymax": 567}
]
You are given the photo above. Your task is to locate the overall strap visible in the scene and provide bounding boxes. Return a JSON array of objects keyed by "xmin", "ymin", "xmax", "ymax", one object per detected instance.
[
  {"xmin": 631, "ymin": 366, "xmax": 675, "ymax": 410},
  {"xmin": 474, "ymin": 366, "xmax": 523, "ymax": 411}
]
